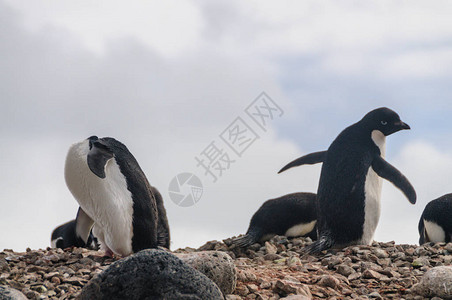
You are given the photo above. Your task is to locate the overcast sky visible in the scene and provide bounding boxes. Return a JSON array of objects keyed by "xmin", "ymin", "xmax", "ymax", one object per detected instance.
[{"xmin": 2, "ymin": 0, "xmax": 452, "ymax": 251}]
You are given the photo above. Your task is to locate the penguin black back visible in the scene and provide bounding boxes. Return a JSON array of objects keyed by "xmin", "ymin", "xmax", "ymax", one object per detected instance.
[
  {"xmin": 316, "ymin": 125, "xmax": 377, "ymax": 245},
  {"xmin": 312, "ymin": 108, "xmax": 415, "ymax": 252},
  {"xmin": 51, "ymin": 219, "xmax": 97, "ymax": 249},
  {"xmin": 419, "ymin": 194, "xmax": 452, "ymax": 244},
  {"xmin": 232, "ymin": 192, "xmax": 317, "ymax": 247},
  {"xmin": 66, "ymin": 136, "xmax": 170, "ymax": 256},
  {"xmin": 91, "ymin": 137, "xmax": 159, "ymax": 252},
  {"xmin": 279, "ymin": 107, "xmax": 416, "ymax": 254},
  {"xmin": 150, "ymin": 185, "xmax": 171, "ymax": 249}
]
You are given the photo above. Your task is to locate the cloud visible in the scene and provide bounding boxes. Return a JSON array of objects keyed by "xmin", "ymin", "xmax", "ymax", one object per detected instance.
[
  {"xmin": 0, "ymin": 1, "xmax": 298, "ymax": 251},
  {"xmin": 2, "ymin": 0, "xmax": 452, "ymax": 252},
  {"xmin": 2, "ymin": 0, "xmax": 203, "ymax": 56},
  {"xmin": 376, "ymin": 140, "xmax": 452, "ymax": 244}
]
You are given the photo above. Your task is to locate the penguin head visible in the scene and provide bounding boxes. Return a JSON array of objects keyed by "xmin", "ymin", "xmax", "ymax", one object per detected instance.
[
  {"xmin": 85, "ymin": 136, "xmax": 114, "ymax": 179},
  {"xmin": 361, "ymin": 107, "xmax": 410, "ymax": 136},
  {"xmin": 88, "ymin": 136, "xmax": 99, "ymax": 149}
]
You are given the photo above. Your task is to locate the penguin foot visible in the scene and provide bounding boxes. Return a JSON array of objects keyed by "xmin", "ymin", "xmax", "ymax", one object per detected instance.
[
  {"xmin": 231, "ymin": 229, "xmax": 262, "ymax": 248},
  {"xmin": 231, "ymin": 234, "xmax": 258, "ymax": 248},
  {"xmin": 303, "ymin": 235, "xmax": 334, "ymax": 254},
  {"xmin": 104, "ymin": 248, "xmax": 114, "ymax": 258}
]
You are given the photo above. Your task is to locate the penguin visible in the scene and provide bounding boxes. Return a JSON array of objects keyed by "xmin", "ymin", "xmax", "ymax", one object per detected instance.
[
  {"xmin": 279, "ymin": 107, "xmax": 416, "ymax": 253},
  {"xmin": 64, "ymin": 136, "xmax": 170, "ymax": 256},
  {"xmin": 418, "ymin": 194, "xmax": 452, "ymax": 244},
  {"xmin": 151, "ymin": 185, "xmax": 171, "ymax": 249},
  {"xmin": 50, "ymin": 217, "xmax": 98, "ymax": 250},
  {"xmin": 231, "ymin": 192, "xmax": 317, "ymax": 247}
]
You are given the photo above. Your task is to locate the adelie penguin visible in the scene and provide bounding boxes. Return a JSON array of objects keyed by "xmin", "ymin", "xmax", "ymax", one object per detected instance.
[
  {"xmin": 418, "ymin": 194, "xmax": 452, "ymax": 244},
  {"xmin": 51, "ymin": 218, "xmax": 98, "ymax": 250},
  {"xmin": 279, "ymin": 107, "xmax": 416, "ymax": 253},
  {"xmin": 231, "ymin": 192, "xmax": 318, "ymax": 247},
  {"xmin": 64, "ymin": 136, "xmax": 170, "ymax": 256}
]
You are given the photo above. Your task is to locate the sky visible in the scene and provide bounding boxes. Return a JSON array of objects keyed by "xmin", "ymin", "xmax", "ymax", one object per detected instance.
[{"xmin": 1, "ymin": 0, "xmax": 452, "ymax": 251}]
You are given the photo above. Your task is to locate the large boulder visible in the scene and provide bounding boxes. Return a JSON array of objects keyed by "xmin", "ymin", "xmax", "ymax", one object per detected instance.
[
  {"xmin": 413, "ymin": 266, "xmax": 452, "ymax": 299},
  {"xmin": 79, "ymin": 249, "xmax": 224, "ymax": 300},
  {"xmin": 0, "ymin": 286, "xmax": 27, "ymax": 300},
  {"xmin": 175, "ymin": 251, "xmax": 236, "ymax": 295}
]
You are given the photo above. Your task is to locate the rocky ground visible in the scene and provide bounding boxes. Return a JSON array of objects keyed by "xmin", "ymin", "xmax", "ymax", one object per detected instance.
[
  {"xmin": 198, "ymin": 236, "xmax": 452, "ymax": 299},
  {"xmin": 1, "ymin": 237, "xmax": 452, "ymax": 299},
  {"xmin": 0, "ymin": 247, "xmax": 115, "ymax": 299}
]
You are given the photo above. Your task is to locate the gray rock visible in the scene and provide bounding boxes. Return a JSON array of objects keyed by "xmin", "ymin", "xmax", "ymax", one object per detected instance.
[
  {"xmin": 368, "ymin": 291, "xmax": 383, "ymax": 299},
  {"xmin": 0, "ymin": 286, "xmax": 28, "ymax": 300},
  {"xmin": 79, "ymin": 249, "xmax": 224, "ymax": 300},
  {"xmin": 318, "ymin": 275, "xmax": 340, "ymax": 289},
  {"xmin": 413, "ymin": 266, "xmax": 452, "ymax": 299},
  {"xmin": 265, "ymin": 241, "xmax": 278, "ymax": 255},
  {"xmin": 225, "ymin": 295, "xmax": 242, "ymax": 300},
  {"xmin": 274, "ymin": 278, "xmax": 311, "ymax": 297},
  {"xmin": 336, "ymin": 264, "xmax": 355, "ymax": 277},
  {"xmin": 175, "ymin": 251, "xmax": 236, "ymax": 295},
  {"xmin": 280, "ymin": 295, "xmax": 311, "ymax": 300},
  {"xmin": 0, "ymin": 260, "xmax": 10, "ymax": 273},
  {"xmin": 372, "ymin": 248, "xmax": 389, "ymax": 259},
  {"xmin": 445, "ymin": 243, "xmax": 452, "ymax": 253},
  {"xmin": 263, "ymin": 253, "xmax": 282, "ymax": 261},
  {"xmin": 412, "ymin": 257, "xmax": 430, "ymax": 268}
]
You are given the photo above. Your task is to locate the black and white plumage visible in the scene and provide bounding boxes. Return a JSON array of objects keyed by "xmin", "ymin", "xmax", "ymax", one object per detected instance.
[
  {"xmin": 232, "ymin": 192, "xmax": 317, "ymax": 247},
  {"xmin": 50, "ymin": 217, "xmax": 98, "ymax": 250},
  {"xmin": 64, "ymin": 136, "xmax": 170, "ymax": 256},
  {"xmin": 151, "ymin": 185, "xmax": 171, "ymax": 249},
  {"xmin": 279, "ymin": 107, "xmax": 416, "ymax": 254},
  {"xmin": 419, "ymin": 194, "xmax": 452, "ymax": 244}
]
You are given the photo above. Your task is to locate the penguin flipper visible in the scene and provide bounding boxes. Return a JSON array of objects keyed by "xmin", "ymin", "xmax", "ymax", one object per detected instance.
[
  {"xmin": 75, "ymin": 207, "xmax": 95, "ymax": 246},
  {"xmin": 87, "ymin": 140, "xmax": 114, "ymax": 178},
  {"xmin": 372, "ymin": 155, "xmax": 417, "ymax": 204},
  {"xmin": 278, "ymin": 151, "xmax": 327, "ymax": 174},
  {"xmin": 418, "ymin": 220, "xmax": 426, "ymax": 245},
  {"xmin": 418, "ymin": 207, "xmax": 426, "ymax": 244}
]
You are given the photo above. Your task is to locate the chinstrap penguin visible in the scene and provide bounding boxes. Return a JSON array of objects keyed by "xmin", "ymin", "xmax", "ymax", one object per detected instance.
[
  {"xmin": 65, "ymin": 136, "xmax": 170, "ymax": 256},
  {"xmin": 419, "ymin": 194, "xmax": 452, "ymax": 244},
  {"xmin": 279, "ymin": 107, "xmax": 416, "ymax": 253},
  {"xmin": 231, "ymin": 192, "xmax": 317, "ymax": 247}
]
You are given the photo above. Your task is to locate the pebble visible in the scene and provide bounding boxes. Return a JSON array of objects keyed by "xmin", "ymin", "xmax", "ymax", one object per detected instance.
[
  {"xmin": 318, "ymin": 275, "xmax": 340, "ymax": 289},
  {"xmin": 336, "ymin": 264, "xmax": 355, "ymax": 277},
  {"xmin": 413, "ymin": 266, "xmax": 452, "ymax": 298},
  {"xmin": 363, "ymin": 269, "xmax": 385, "ymax": 280},
  {"xmin": 368, "ymin": 291, "xmax": 383, "ymax": 299},
  {"xmin": 265, "ymin": 242, "xmax": 277, "ymax": 255},
  {"xmin": 1, "ymin": 237, "xmax": 452, "ymax": 299}
]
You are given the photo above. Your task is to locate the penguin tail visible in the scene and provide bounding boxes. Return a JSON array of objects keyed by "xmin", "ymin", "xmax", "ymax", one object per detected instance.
[
  {"xmin": 278, "ymin": 151, "xmax": 327, "ymax": 174},
  {"xmin": 231, "ymin": 229, "xmax": 262, "ymax": 248},
  {"xmin": 157, "ymin": 230, "xmax": 170, "ymax": 249},
  {"xmin": 303, "ymin": 235, "xmax": 333, "ymax": 254}
]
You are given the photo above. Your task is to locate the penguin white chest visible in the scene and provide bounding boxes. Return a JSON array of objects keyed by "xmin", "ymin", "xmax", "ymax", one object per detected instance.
[
  {"xmin": 65, "ymin": 141, "xmax": 134, "ymax": 256},
  {"xmin": 423, "ymin": 220, "xmax": 446, "ymax": 243},
  {"xmin": 361, "ymin": 130, "xmax": 386, "ymax": 245},
  {"xmin": 285, "ymin": 220, "xmax": 317, "ymax": 237}
]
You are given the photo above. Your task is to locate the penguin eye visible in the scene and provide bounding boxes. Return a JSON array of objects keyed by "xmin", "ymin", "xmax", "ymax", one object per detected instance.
[{"xmin": 381, "ymin": 121, "xmax": 387, "ymax": 125}]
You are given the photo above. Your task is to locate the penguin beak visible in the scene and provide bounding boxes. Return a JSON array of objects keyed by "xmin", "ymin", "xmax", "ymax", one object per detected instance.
[{"xmin": 395, "ymin": 121, "xmax": 410, "ymax": 130}]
